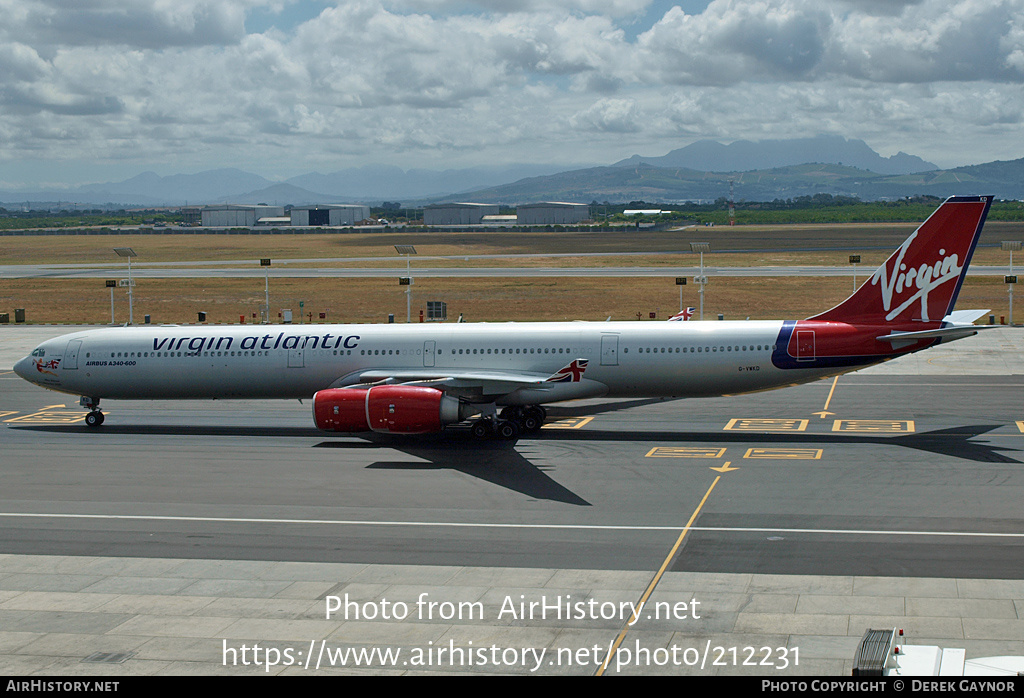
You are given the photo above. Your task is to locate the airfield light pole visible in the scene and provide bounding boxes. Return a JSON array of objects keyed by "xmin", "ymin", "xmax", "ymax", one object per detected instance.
[
  {"xmin": 113, "ymin": 248, "xmax": 137, "ymax": 325},
  {"xmin": 260, "ymin": 258, "xmax": 271, "ymax": 323},
  {"xmin": 105, "ymin": 280, "xmax": 117, "ymax": 324},
  {"xmin": 1003, "ymin": 242, "xmax": 1021, "ymax": 325},
  {"xmin": 395, "ymin": 245, "xmax": 417, "ymax": 322},
  {"xmin": 690, "ymin": 242, "xmax": 710, "ymax": 321}
]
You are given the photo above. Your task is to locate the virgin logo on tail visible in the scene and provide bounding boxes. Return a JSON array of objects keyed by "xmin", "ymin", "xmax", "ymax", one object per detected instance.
[
  {"xmin": 871, "ymin": 234, "xmax": 963, "ymax": 322},
  {"xmin": 808, "ymin": 196, "xmax": 991, "ymax": 326}
]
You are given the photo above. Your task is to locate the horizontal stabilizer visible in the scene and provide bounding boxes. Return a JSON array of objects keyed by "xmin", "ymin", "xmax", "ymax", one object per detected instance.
[
  {"xmin": 877, "ymin": 308, "xmax": 993, "ymax": 343},
  {"xmin": 876, "ymin": 326, "xmax": 988, "ymax": 343}
]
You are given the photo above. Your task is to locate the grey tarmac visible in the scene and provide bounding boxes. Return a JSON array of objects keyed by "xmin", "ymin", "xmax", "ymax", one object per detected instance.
[{"xmin": 1, "ymin": 327, "xmax": 1023, "ymax": 675}]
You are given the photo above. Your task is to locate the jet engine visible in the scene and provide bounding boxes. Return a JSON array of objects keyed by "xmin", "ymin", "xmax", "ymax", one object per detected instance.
[{"xmin": 313, "ymin": 385, "xmax": 466, "ymax": 434}]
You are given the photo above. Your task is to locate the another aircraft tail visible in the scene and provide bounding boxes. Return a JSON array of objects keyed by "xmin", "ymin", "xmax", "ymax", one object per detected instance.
[{"xmin": 807, "ymin": 196, "xmax": 992, "ymax": 326}]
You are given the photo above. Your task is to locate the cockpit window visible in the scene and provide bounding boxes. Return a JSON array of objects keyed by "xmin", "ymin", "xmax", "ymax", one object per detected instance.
[{"xmin": 31, "ymin": 348, "xmax": 45, "ymax": 357}]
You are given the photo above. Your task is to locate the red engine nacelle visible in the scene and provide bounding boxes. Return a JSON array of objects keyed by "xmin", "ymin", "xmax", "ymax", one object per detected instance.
[{"xmin": 312, "ymin": 385, "xmax": 463, "ymax": 434}]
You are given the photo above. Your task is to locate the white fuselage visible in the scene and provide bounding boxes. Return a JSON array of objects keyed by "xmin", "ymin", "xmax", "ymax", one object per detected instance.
[{"xmin": 14, "ymin": 320, "xmax": 844, "ymax": 404}]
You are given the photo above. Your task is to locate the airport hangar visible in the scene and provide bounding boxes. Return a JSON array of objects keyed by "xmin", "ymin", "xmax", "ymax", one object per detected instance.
[
  {"xmin": 192, "ymin": 204, "xmax": 372, "ymax": 227},
  {"xmin": 187, "ymin": 202, "xmax": 591, "ymax": 228},
  {"xmin": 515, "ymin": 202, "xmax": 590, "ymax": 225}
]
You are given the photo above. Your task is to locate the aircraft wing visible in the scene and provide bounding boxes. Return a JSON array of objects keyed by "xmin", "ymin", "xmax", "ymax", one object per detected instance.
[
  {"xmin": 331, "ymin": 360, "xmax": 606, "ymax": 402},
  {"xmin": 354, "ymin": 368, "xmax": 553, "ymax": 385}
]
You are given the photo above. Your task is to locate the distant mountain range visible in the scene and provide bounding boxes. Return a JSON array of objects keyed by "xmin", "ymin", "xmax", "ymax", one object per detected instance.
[
  {"xmin": 1, "ymin": 137, "xmax": 1020, "ymax": 207},
  {"xmin": 0, "ymin": 163, "xmax": 576, "ymax": 208},
  {"xmin": 459, "ymin": 159, "xmax": 1024, "ymax": 203},
  {"xmin": 614, "ymin": 136, "xmax": 937, "ymax": 175}
]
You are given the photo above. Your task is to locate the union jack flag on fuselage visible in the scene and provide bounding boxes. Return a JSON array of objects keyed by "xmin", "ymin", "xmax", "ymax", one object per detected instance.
[
  {"xmin": 668, "ymin": 307, "xmax": 696, "ymax": 321},
  {"xmin": 545, "ymin": 359, "xmax": 589, "ymax": 383}
]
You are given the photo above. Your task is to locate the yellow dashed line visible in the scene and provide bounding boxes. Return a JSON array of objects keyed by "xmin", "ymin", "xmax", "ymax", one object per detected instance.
[
  {"xmin": 744, "ymin": 447, "xmax": 823, "ymax": 460},
  {"xmin": 724, "ymin": 418, "xmax": 808, "ymax": 432},
  {"xmin": 542, "ymin": 416, "xmax": 594, "ymax": 429},
  {"xmin": 832, "ymin": 419, "xmax": 914, "ymax": 433},
  {"xmin": 645, "ymin": 446, "xmax": 727, "ymax": 458}
]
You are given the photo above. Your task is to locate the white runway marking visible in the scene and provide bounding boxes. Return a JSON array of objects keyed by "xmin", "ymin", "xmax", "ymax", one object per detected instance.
[{"xmin": 1, "ymin": 511, "xmax": 1022, "ymax": 538}]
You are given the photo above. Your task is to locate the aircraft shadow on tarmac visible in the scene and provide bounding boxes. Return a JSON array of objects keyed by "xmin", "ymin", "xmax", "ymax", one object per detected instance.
[
  {"xmin": 11, "ymin": 408, "xmax": 1019, "ymax": 504},
  {"xmin": 307, "ymin": 398, "xmax": 685, "ymax": 506},
  {"xmin": 539, "ymin": 424, "xmax": 1023, "ymax": 464},
  {"xmin": 315, "ymin": 436, "xmax": 591, "ymax": 506}
]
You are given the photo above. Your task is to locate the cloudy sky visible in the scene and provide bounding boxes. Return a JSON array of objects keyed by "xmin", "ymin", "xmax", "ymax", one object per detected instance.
[{"xmin": 1, "ymin": 0, "xmax": 1022, "ymax": 188}]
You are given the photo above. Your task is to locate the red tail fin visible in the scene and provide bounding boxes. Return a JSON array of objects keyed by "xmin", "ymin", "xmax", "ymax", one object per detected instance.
[{"xmin": 808, "ymin": 196, "xmax": 992, "ymax": 325}]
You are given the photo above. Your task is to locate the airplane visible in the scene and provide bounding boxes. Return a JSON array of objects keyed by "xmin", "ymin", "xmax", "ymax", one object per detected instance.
[{"xmin": 13, "ymin": 195, "xmax": 993, "ymax": 439}]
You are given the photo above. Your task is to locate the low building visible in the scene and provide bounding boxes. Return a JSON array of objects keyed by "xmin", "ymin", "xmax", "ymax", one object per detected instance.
[
  {"xmin": 180, "ymin": 207, "xmax": 202, "ymax": 226},
  {"xmin": 516, "ymin": 202, "xmax": 590, "ymax": 225},
  {"xmin": 290, "ymin": 205, "xmax": 371, "ymax": 226},
  {"xmin": 201, "ymin": 205, "xmax": 285, "ymax": 227},
  {"xmin": 423, "ymin": 203, "xmax": 499, "ymax": 226}
]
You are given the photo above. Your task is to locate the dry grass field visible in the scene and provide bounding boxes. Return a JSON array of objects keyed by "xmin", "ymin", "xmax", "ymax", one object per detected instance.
[
  {"xmin": 0, "ymin": 276, "xmax": 1011, "ymax": 326},
  {"xmin": 1, "ymin": 221, "xmax": 1020, "ymax": 325}
]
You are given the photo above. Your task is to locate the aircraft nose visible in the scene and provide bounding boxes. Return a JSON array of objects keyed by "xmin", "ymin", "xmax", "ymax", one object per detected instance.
[{"xmin": 13, "ymin": 356, "xmax": 34, "ymax": 381}]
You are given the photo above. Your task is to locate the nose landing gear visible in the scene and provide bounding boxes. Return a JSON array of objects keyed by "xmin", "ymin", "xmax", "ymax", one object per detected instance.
[{"xmin": 80, "ymin": 396, "xmax": 104, "ymax": 427}]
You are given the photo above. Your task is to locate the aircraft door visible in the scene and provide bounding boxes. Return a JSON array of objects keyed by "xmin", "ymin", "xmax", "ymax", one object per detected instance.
[
  {"xmin": 600, "ymin": 334, "xmax": 619, "ymax": 366},
  {"xmin": 423, "ymin": 341, "xmax": 435, "ymax": 367},
  {"xmin": 288, "ymin": 348, "xmax": 305, "ymax": 368},
  {"xmin": 63, "ymin": 339, "xmax": 82, "ymax": 370},
  {"xmin": 796, "ymin": 330, "xmax": 815, "ymax": 361}
]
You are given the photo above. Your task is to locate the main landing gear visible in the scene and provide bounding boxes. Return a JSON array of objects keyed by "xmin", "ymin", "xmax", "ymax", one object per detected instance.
[
  {"xmin": 469, "ymin": 405, "xmax": 547, "ymax": 440},
  {"xmin": 80, "ymin": 396, "xmax": 104, "ymax": 427}
]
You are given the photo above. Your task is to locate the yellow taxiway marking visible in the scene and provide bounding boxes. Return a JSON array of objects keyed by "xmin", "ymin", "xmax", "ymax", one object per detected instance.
[
  {"xmin": 1016, "ymin": 421, "xmax": 1024, "ymax": 434},
  {"xmin": 541, "ymin": 416, "xmax": 594, "ymax": 429},
  {"xmin": 823, "ymin": 375, "xmax": 839, "ymax": 409},
  {"xmin": 813, "ymin": 376, "xmax": 840, "ymax": 418},
  {"xmin": 832, "ymin": 419, "xmax": 914, "ymax": 433},
  {"xmin": 710, "ymin": 461, "xmax": 738, "ymax": 473},
  {"xmin": 4, "ymin": 404, "xmax": 87, "ymax": 424},
  {"xmin": 6, "ymin": 411, "xmax": 86, "ymax": 424},
  {"xmin": 0, "ymin": 411, "xmax": 18, "ymax": 419},
  {"xmin": 744, "ymin": 447, "xmax": 823, "ymax": 460},
  {"xmin": 596, "ymin": 475, "xmax": 722, "ymax": 676},
  {"xmin": 645, "ymin": 446, "xmax": 727, "ymax": 459},
  {"xmin": 724, "ymin": 418, "xmax": 808, "ymax": 432}
]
